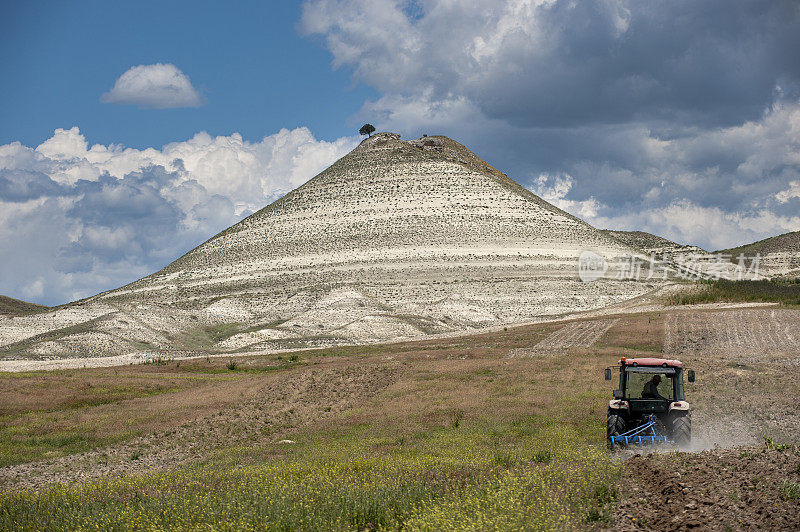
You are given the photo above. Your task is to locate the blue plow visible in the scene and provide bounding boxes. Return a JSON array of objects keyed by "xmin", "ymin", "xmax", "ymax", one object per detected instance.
[{"xmin": 610, "ymin": 416, "xmax": 673, "ymax": 450}]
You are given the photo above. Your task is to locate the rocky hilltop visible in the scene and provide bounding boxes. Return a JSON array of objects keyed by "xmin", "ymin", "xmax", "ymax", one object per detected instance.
[
  {"xmin": 602, "ymin": 230, "xmax": 706, "ymax": 258},
  {"xmin": 716, "ymin": 231, "xmax": 800, "ymax": 278},
  {"xmin": 1, "ymin": 133, "xmax": 659, "ymax": 364}
]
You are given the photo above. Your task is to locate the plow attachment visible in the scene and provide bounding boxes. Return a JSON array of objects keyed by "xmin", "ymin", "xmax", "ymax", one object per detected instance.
[{"xmin": 610, "ymin": 415, "xmax": 673, "ymax": 450}]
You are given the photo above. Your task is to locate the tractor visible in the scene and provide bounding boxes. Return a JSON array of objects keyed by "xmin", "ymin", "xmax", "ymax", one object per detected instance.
[{"xmin": 604, "ymin": 357, "xmax": 695, "ymax": 449}]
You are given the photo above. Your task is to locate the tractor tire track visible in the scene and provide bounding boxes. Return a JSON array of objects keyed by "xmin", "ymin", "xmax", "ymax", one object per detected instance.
[
  {"xmin": 665, "ymin": 308, "xmax": 800, "ymax": 359},
  {"xmin": 507, "ymin": 318, "xmax": 618, "ymax": 357}
]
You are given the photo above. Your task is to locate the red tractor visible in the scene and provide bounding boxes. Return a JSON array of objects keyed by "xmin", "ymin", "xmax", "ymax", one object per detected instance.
[{"xmin": 605, "ymin": 357, "xmax": 695, "ymax": 449}]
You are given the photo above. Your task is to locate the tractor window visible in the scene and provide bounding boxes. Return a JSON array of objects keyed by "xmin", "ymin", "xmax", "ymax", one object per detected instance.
[{"xmin": 625, "ymin": 371, "xmax": 675, "ymax": 400}]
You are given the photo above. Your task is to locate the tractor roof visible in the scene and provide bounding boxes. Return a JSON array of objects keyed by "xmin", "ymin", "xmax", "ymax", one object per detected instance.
[{"xmin": 619, "ymin": 357, "xmax": 683, "ymax": 368}]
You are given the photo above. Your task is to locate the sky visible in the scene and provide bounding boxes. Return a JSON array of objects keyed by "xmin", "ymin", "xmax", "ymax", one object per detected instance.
[{"xmin": 1, "ymin": 0, "xmax": 799, "ymax": 305}]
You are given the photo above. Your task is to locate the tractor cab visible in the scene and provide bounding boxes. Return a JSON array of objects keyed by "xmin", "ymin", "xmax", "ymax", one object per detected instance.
[{"xmin": 604, "ymin": 357, "xmax": 695, "ymax": 449}]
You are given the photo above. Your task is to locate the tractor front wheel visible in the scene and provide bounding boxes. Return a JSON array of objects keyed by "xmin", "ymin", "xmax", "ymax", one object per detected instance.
[
  {"xmin": 607, "ymin": 412, "xmax": 626, "ymax": 449},
  {"xmin": 671, "ymin": 413, "xmax": 692, "ymax": 447}
]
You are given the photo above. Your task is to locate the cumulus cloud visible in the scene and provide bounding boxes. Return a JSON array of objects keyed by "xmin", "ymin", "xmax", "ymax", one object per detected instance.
[
  {"xmin": 532, "ymin": 174, "xmax": 800, "ymax": 252},
  {"xmin": 0, "ymin": 127, "xmax": 358, "ymax": 305},
  {"xmin": 302, "ymin": 0, "xmax": 800, "ymax": 128},
  {"xmin": 776, "ymin": 181, "xmax": 800, "ymax": 203},
  {"xmin": 303, "ymin": 0, "xmax": 800, "ymax": 250},
  {"xmin": 101, "ymin": 63, "xmax": 205, "ymax": 109},
  {"xmin": 531, "ymin": 173, "xmax": 601, "ymax": 221}
]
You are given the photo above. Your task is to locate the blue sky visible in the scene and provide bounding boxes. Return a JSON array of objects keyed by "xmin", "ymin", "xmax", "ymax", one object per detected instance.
[
  {"xmin": 0, "ymin": 1, "xmax": 374, "ymax": 148},
  {"xmin": 1, "ymin": 0, "xmax": 799, "ymax": 305}
]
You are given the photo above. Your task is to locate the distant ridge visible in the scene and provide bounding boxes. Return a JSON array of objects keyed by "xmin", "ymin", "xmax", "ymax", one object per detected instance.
[
  {"xmin": 0, "ymin": 295, "xmax": 48, "ymax": 316},
  {"xmin": 716, "ymin": 231, "xmax": 800, "ymax": 278},
  {"xmin": 601, "ymin": 230, "xmax": 706, "ymax": 257},
  {"xmin": 716, "ymin": 231, "xmax": 800, "ymax": 256}
]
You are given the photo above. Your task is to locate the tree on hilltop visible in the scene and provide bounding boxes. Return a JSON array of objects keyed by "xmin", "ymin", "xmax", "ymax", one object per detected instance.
[{"xmin": 359, "ymin": 124, "xmax": 376, "ymax": 137}]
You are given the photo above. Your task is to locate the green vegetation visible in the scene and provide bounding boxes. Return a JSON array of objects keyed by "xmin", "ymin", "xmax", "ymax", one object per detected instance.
[
  {"xmin": 666, "ymin": 279, "xmax": 800, "ymax": 306},
  {"xmin": 174, "ymin": 322, "xmax": 244, "ymax": 349},
  {"xmin": 206, "ymin": 322, "xmax": 243, "ymax": 343},
  {"xmin": 359, "ymin": 123, "xmax": 376, "ymax": 137},
  {"xmin": 0, "ymin": 421, "xmax": 620, "ymax": 530},
  {"xmin": 0, "ymin": 382, "xmax": 179, "ymax": 467},
  {"xmin": 764, "ymin": 436, "xmax": 793, "ymax": 452},
  {"xmin": 0, "ymin": 428, "xmax": 112, "ymax": 469},
  {"xmin": 0, "ymin": 359, "xmax": 301, "ymax": 467},
  {"xmin": 780, "ymin": 480, "xmax": 800, "ymax": 501},
  {"xmin": 176, "ymin": 322, "xmax": 286, "ymax": 350},
  {"xmin": 143, "ymin": 356, "xmax": 169, "ymax": 365}
]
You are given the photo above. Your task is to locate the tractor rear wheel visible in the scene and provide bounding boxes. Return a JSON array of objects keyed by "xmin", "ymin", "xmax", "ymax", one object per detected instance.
[
  {"xmin": 607, "ymin": 412, "xmax": 626, "ymax": 449},
  {"xmin": 671, "ymin": 413, "xmax": 691, "ymax": 447}
]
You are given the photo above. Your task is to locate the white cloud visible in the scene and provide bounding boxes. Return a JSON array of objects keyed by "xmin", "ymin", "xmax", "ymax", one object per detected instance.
[
  {"xmin": 0, "ymin": 127, "xmax": 358, "ymax": 305},
  {"xmin": 776, "ymin": 181, "xmax": 800, "ymax": 203},
  {"xmin": 530, "ymin": 174, "xmax": 800, "ymax": 251},
  {"xmin": 36, "ymin": 126, "xmax": 89, "ymax": 159},
  {"xmin": 101, "ymin": 63, "xmax": 205, "ymax": 109},
  {"xmin": 21, "ymin": 126, "xmax": 356, "ymax": 213},
  {"xmin": 530, "ymin": 173, "xmax": 601, "ymax": 220},
  {"xmin": 591, "ymin": 201, "xmax": 800, "ymax": 252}
]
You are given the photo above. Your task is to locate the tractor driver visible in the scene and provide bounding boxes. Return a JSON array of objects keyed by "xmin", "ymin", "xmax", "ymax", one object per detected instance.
[{"xmin": 642, "ymin": 374, "xmax": 667, "ymax": 400}]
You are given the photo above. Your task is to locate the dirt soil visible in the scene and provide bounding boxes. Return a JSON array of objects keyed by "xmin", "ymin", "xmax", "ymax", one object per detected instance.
[{"xmin": 614, "ymin": 445, "xmax": 800, "ymax": 531}]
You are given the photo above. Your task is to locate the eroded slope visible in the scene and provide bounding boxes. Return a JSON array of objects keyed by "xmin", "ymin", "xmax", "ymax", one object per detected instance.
[{"xmin": 2, "ymin": 133, "xmax": 659, "ymax": 361}]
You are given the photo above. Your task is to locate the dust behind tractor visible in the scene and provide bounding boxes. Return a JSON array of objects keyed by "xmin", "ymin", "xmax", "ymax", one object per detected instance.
[{"xmin": 604, "ymin": 357, "xmax": 695, "ymax": 450}]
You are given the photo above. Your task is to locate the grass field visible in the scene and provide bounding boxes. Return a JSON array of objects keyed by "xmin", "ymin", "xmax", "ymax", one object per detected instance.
[
  {"xmin": 0, "ymin": 421, "xmax": 620, "ymax": 530},
  {"xmin": 665, "ymin": 279, "xmax": 800, "ymax": 306},
  {"xmin": 0, "ymin": 359, "xmax": 303, "ymax": 467},
  {"xmin": 1, "ymin": 308, "xmax": 799, "ymax": 529}
]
